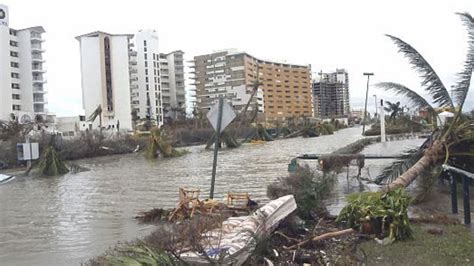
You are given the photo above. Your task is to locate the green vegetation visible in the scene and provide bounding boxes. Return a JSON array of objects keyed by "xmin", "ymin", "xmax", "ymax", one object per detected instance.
[
  {"xmin": 364, "ymin": 116, "xmax": 425, "ymax": 136},
  {"xmin": 337, "ymin": 189, "xmax": 412, "ymax": 241},
  {"xmin": 147, "ymin": 128, "xmax": 186, "ymax": 158},
  {"xmin": 90, "ymin": 243, "xmax": 177, "ymax": 266},
  {"xmin": 358, "ymin": 224, "xmax": 474, "ymax": 265},
  {"xmin": 37, "ymin": 145, "xmax": 69, "ymax": 177},
  {"xmin": 267, "ymin": 166, "xmax": 336, "ymax": 220},
  {"xmin": 374, "ymin": 12, "xmax": 474, "ymax": 190}
]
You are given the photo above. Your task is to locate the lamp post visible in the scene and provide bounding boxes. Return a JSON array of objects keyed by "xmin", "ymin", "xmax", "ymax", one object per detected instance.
[
  {"xmin": 362, "ymin": 72, "xmax": 374, "ymax": 134},
  {"xmin": 373, "ymin": 94, "xmax": 378, "ymax": 119}
]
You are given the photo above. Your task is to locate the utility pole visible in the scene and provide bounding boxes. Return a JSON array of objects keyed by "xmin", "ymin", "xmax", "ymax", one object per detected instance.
[
  {"xmin": 373, "ymin": 94, "xmax": 378, "ymax": 119},
  {"xmin": 362, "ymin": 72, "xmax": 374, "ymax": 135}
]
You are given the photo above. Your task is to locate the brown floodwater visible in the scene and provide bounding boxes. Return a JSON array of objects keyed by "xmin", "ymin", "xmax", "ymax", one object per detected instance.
[{"xmin": 0, "ymin": 127, "xmax": 424, "ymax": 265}]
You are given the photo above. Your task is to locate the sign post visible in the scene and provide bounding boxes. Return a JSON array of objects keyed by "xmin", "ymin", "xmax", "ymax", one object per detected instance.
[{"xmin": 207, "ymin": 96, "xmax": 236, "ymax": 199}]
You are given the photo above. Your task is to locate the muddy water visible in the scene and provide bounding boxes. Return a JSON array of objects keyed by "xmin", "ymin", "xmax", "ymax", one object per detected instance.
[{"xmin": 0, "ymin": 127, "xmax": 423, "ymax": 265}]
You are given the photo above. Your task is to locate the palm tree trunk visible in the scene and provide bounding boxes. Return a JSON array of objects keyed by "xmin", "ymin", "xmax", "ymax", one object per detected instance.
[{"xmin": 384, "ymin": 140, "xmax": 445, "ymax": 191}]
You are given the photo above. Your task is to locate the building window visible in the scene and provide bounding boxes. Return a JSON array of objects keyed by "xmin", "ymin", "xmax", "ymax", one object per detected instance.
[
  {"xmin": 10, "ymin": 51, "xmax": 18, "ymax": 57},
  {"xmin": 9, "ymin": 29, "xmax": 17, "ymax": 36},
  {"xmin": 103, "ymin": 36, "xmax": 114, "ymax": 112},
  {"xmin": 12, "ymin": 105, "xmax": 21, "ymax": 111},
  {"xmin": 144, "ymin": 53, "xmax": 147, "ymax": 60},
  {"xmin": 143, "ymin": 40, "xmax": 147, "ymax": 46},
  {"xmin": 11, "ymin": 73, "xmax": 19, "ymax": 79},
  {"xmin": 10, "ymin": 40, "xmax": 18, "ymax": 47},
  {"xmin": 12, "ymin": 83, "xmax": 20, "ymax": 89},
  {"xmin": 12, "ymin": 94, "xmax": 20, "ymax": 100},
  {"xmin": 10, "ymin": 62, "xmax": 19, "ymax": 68},
  {"xmin": 145, "ymin": 77, "xmax": 149, "ymax": 83}
]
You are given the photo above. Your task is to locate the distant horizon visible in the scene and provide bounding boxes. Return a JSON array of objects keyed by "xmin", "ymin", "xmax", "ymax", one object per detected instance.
[{"xmin": 2, "ymin": 0, "xmax": 473, "ymax": 117}]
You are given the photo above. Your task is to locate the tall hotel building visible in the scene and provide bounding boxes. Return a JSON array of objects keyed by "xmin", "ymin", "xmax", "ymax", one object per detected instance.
[
  {"xmin": 312, "ymin": 69, "xmax": 350, "ymax": 118},
  {"xmin": 0, "ymin": 4, "xmax": 50, "ymax": 122},
  {"xmin": 190, "ymin": 50, "xmax": 313, "ymax": 121},
  {"xmin": 77, "ymin": 29, "xmax": 185, "ymax": 130},
  {"xmin": 76, "ymin": 31, "xmax": 134, "ymax": 130}
]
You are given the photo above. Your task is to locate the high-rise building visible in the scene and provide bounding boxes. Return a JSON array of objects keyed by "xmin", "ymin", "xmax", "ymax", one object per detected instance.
[
  {"xmin": 159, "ymin": 51, "xmax": 186, "ymax": 122},
  {"xmin": 0, "ymin": 4, "xmax": 50, "ymax": 123},
  {"xmin": 190, "ymin": 49, "xmax": 313, "ymax": 121},
  {"xmin": 76, "ymin": 31, "xmax": 134, "ymax": 130},
  {"xmin": 77, "ymin": 29, "xmax": 185, "ymax": 130},
  {"xmin": 130, "ymin": 29, "xmax": 163, "ymax": 125},
  {"xmin": 312, "ymin": 69, "xmax": 350, "ymax": 118}
]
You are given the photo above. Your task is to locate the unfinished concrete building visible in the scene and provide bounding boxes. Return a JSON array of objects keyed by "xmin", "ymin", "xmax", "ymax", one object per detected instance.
[{"xmin": 312, "ymin": 69, "xmax": 350, "ymax": 118}]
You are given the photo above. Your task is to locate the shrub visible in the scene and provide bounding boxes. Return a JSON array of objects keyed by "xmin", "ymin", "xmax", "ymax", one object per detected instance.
[
  {"xmin": 267, "ymin": 166, "xmax": 336, "ymax": 220},
  {"xmin": 336, "ymin": 189, "xmax": 412, "ymax": 241}
]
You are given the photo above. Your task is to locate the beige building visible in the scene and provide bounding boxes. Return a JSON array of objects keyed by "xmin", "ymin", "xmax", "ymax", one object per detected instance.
[{"xmin": 191, "ymin": 49, "xmax": 313, "ymax": 121}]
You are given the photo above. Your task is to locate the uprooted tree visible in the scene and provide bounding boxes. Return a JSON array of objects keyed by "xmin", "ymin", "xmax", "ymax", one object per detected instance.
[{"xmin": 375, "ymin": 12, "xmax": 474, "ymax": 190}]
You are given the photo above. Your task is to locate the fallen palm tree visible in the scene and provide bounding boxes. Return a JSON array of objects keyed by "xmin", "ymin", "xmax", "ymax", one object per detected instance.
[
  {"xmin": 147, "ymin": 128, "xmax": 185, "ymax": 158},
  {"xmin": 374, "ymin": 12, "xmax": 474, "ymax": 190},
  {"xmin": 37, "ymin": 145, "xmax": 69, "ymax": 177},
  {"xmin": 205, "ymin": 130, "xmax": 241, "ymax": 149}
]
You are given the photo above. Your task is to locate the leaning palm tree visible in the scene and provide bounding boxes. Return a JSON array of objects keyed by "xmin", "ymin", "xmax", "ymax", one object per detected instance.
[{"xmin": 376, "ymin": 12, "xmax": 474, "ymax": 191}]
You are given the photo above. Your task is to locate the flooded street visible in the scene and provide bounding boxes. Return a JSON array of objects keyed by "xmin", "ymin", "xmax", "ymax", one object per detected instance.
[{"xmin": 0, "ymin": 127, "xmax": 423, "ymax": 265}]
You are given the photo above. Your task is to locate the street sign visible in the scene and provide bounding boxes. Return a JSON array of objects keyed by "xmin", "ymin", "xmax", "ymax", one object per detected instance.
[
  {"xmin": 17, "ymin": 143, "xmax": 39, "ymax": 161},
  {"xmin": 207, "ymin": 101, "xmax": 236, "ymax": 133}
]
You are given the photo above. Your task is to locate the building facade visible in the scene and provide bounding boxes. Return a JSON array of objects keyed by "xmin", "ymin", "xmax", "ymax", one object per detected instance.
[
  {"xmin": 0, "ymin": 4, "xmax": 50, "ymax": 123},
  {"xmin": 76, "ymin": 31, "xmax": 134, "ymax": 130},
  {"xmin": 159, "ymin": 51, "xmax": 186, "ymax": 122},
  {"xmin": 312, "ymin": 69, "xmax": 350, "ymax": 118},
  {"xmin": 131, "ymin": 29, "xmax": 163, "ymax": 125},
  {"xmin": 77, "ymin": 29, "xmax": 186, "ymax": 130},
  {"xmin": 191, "ymin": 50, "xmax": 313, "ymax": 121}
]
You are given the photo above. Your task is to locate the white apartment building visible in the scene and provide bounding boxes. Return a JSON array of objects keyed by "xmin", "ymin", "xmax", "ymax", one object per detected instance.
[
  {"xmin": 159, "ymin": 50, "xmax": 186, "ymax": 122},
  {"xmin": 131, "ymin": 29, "xmax": 163, "ymax": 125},
  {"xmin": 76, "ymin": 31, "xmax": 134, "ymax": 130},
  {"xmin": 78, "ymin": 29, "xmax": 186, "ymax": 130},
  {"xmin": 0, "ymin": 4, "xmax": 50, "ymax": 123}
]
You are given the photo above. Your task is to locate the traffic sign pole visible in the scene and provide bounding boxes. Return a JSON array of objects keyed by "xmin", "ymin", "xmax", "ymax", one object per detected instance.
[{"xmin": 209, "ymin": 96, "xmax": 224, "ymax": 199}]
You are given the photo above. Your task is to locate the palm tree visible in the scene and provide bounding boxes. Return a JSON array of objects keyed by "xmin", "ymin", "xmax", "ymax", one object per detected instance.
[
  {"xmin": 375, "ymin": 12, "xmax": 474, "ymax": 190},
  {"xmin": 384, "ymin": 101, "xmax": 402, "ymax": 121}
]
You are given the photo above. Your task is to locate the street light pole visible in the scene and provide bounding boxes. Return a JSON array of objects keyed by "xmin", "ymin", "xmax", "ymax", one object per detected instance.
[{"xmin": 362, "ymin": 72, "xmax": 374, "ymax": 135}]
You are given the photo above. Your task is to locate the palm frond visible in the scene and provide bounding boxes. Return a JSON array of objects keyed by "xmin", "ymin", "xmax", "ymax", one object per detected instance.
[
  {"xmin": 374, "ymin": 148, "xmax": 423, "ymax": 184},
  {"xmin": 87, "ymin": 104, "xmax": 102, "ymax": 122},
  {"xmin": 385, "ymin": 34, "xmax": 454, "ymax": 109},
  {"xmin": 453, "ymin": 12, "xmax": 474, "ymax": 110},
  {"xmin": 375, "ymin": 82, "xmax": 436, "ymax": 115}
]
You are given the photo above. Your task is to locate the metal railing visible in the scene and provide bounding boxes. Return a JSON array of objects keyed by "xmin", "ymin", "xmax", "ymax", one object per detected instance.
[{"xmin": 442, "ymin": 164, "xmax": 474, "ymax": 224}]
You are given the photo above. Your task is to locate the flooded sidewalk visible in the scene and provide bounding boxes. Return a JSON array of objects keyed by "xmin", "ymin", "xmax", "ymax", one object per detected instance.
[{"xmin": 0, "ymin": 127, "xmax": 422, "ymax": 265}]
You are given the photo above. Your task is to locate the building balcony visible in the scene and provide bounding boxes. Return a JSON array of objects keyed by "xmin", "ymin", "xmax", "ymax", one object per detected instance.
[
  {"xmin": 33, "ymin": 88, "xmax": 47, "ymax": 94},
  {"xmin": 30, "ymin": 36, "xmax": 44, "ymax": 43},
  {"xmin": 33, "ymin": 98, "xmax": 48, "ymax": 104},
  {"xmin": 32, "ymin": 67, "xmax": 46, "ymax": 73},
  {"xmin": 31, "ymin": 44, "xmax": 45, "ymax": 53},
  {"xmin": 33, "ymin": 77, "xmax": 47, "ymax": 84},
  {"xmin": 31, "ymin": 54, "xmax": 46, "ymax": 63}
]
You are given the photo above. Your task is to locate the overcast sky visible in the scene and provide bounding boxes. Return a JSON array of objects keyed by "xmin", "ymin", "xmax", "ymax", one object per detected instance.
[{"xmin": 4, "ymin": 0, "xmax": 474, "ymax": 116}]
